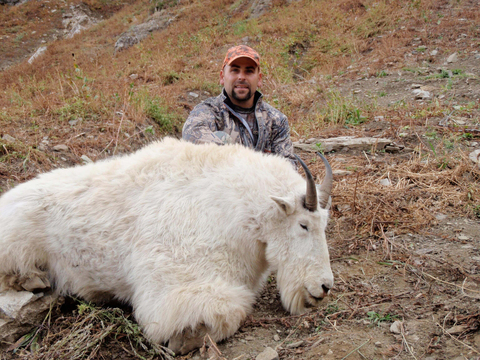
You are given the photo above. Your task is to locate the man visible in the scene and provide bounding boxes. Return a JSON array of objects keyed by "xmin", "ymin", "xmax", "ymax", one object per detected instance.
[{"xmin": 182, "ymin": 45, "xmax": 297, "ymax": 167}]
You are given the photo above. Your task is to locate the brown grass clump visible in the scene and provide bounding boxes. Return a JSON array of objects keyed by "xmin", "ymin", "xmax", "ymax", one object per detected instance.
[
  {"xmin": 309, "ymin": 151, "xmax": 480, "ymax": 250},
  {"xmin": 10, "ymin": 300, "xmax": 174, "ymax": 360}
]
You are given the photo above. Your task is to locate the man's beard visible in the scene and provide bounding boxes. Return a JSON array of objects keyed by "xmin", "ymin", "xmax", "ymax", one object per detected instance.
[{"xmin": 231, "ymin": 85, "xmax": 252, "ymax": 103}]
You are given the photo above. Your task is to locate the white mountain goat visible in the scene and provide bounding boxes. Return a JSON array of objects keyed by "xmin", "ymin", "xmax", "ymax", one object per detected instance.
[{"xmin": 0, "ymin": 138, "xmax": 333, "ymax": 354}]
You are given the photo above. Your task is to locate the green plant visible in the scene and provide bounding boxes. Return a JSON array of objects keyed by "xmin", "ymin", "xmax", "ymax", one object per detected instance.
[
  {"xmin": 145, "ymin": 98, "xmax": 180, "ymax": 133},
  {"xmin": 315, "ymin": 142, "xmax": 324, "ymax": 154},
  {"xmin": 161, "ymin": 71, "xmax": 181, "ymax": 85},
  {"xmin": 367, "ymin": 311, "xmax": 399, "ymax": 326},
  {"xmin": 424, "ymin": 130, "xmax": 437, "ymax": 140},
  {"xmin": 376, "ymin": 70, "xmax": 388, "ymax": 78},
  {"xmin": 443, "ymin": 139, "xmax": 454, "ymax": 149},
  {"xmin": 345, "ymin": 108, "xmax": 367, "ymax": 125},
  {"xmin": 151, "ymin": 0, "xmax": 177, "ymax": 12},
  {"xmin": 473, "ymin": 205, "xmax": 480, "ymax": 218}
]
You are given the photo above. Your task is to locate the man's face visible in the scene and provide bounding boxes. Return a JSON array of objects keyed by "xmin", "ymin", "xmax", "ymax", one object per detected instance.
[{"xmin": 220, "ymin": 57, "xmax": 262, "ymax": 108}]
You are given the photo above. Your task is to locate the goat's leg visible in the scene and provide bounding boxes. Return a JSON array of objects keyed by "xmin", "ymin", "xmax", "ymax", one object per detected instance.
[{"xmin": 134, "ymin": 280, "xmax": 255, "ymax": 354}]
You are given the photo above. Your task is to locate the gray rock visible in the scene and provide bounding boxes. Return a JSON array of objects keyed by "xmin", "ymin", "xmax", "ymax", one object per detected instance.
[
  {"xmin": 390, "ymin": 320, "xmax": 403, "ymax": 334},
  {"xmin": 469, "ymin": 149, "xmax": 480, "ymax": 166},
  {"xmin": 379, "ymin": 178, "xmax": 391, "ymax": 186},
  {"xmin": 62, "ymin": 4, "xmax": 101, "ymax": 39},
  {"xmin": 0, "ymin": 291, "xmax": 60, "ymax": 348},
  {"xmin": 115, "ymin": 11, "xmax": 176, "ymax": 53},
  {"xmin": 81, "ymin": 155, "xmax": 93, "ymax": 164},
  {"xmin": 53, "ymin": 144, "xmax": 69, "ymax": 152},
  {"xmin": 256, "ymin": 347, "xmax": 279, "ymax": 360},
  {"xmin": 412, "ymin": 89, "xmax": 431, "ymax": 100},
  {"xmin": 435, "ymin": 213, "xmax": 447, "ymax": 220},
  {"xmin": 1, "ymin": 134, "xmax": 16, "ymax": 143},
  {"xmin": 250, "ymin": 0, "xmax": 272, "ymax": 18},
  {"xmin": 28, "ymin": 46, "xmax": 47, "ymax": 64},
  {"xmin": 446, "ymin": 53, "xmax": 458, "ymax": 63},
  {"xmin": 0, "ymin": 0, "xmax": 25, "ymax": 4}
]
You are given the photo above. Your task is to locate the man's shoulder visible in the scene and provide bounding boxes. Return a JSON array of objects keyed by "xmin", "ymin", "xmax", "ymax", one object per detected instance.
[
  {"xmin": 257, "ymin": 98, "xmax": 287, "ymax": 121},
  {"xmin": 193, "ymin": 93, "xmax": 225, "ymax": 112}
]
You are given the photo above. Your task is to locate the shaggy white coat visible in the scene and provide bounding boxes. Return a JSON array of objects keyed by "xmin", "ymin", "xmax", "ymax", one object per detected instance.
[{"xmin": 0, "ymin": 138, "xmax": 333, "ymax": 344}]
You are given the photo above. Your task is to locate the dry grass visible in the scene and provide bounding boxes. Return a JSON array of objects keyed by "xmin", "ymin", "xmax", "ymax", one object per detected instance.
[{"xmin": 8, "ymin": 300, "xmax": 174, "ymax": 360}]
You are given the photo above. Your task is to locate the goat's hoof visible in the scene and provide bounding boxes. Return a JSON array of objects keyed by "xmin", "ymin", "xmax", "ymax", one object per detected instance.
[
  {"xmin": 167, "ymin": 324, "xmax": 207, "ymax": 355},
  {"xmin": 0, "ymin": 273, "xmax": 50, "ymax": 293},
  {"xmin": 21, "ymin": 275, "xmax": 51, "ymax": 292}
]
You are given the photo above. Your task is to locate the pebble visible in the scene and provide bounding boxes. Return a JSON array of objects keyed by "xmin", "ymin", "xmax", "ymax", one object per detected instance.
[
  {"xmin": 412, "ymin": 89, "xmax": 431, "ymax": 99},
  {"xmin": 256, "ymin": 347, "xmax": 279, "ymax": 360},
  {"xmin": 81, "ymin": 155, "xmax": 93, "ymax": 164},
  {"xmin": 469, "ymin": 149, "xmax": 480, "ymax": 165},
  {"xmin": 273, "ymin": 334, "xmax": 280, "ymax": 341},
  {"xmin": 1, "ymin": 134, "xmax": 16, "ymax": 143},
  {"xmin": 447, "ymin": 53, "xmax": 458, "ymax": 63},
  {"xmin": 390, "ymin": 321, "xmax": 403, "ymax": 334},
  {"xmin": 53, "ymin": 144, "xmax": 69, "ymax": 152},
  {"xmin": 379, "ymin": 178, "xmax": 391, "ymax": 186},
  {"xmin": 435, "ymin": 213, "xmax": 447, "ymax": 220}
]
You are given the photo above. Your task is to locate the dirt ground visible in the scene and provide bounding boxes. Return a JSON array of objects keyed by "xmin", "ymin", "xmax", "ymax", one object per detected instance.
[{"xmin": 1, "ymin": 0, "xmax": 480, "ymax": 359}]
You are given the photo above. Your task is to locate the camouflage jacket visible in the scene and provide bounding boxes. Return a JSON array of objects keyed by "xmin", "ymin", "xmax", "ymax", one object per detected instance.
[{"xmin": 182, "ymin": 90, "xmax": 297, "ymax": 166}]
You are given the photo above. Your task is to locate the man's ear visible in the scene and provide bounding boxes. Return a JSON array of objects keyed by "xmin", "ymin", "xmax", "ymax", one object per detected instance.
[
  {"xmin": 220, "ymin": 70, "xmax": 225, "ymax": 86},
  {"xmin": 257, "ymin": 71, "xmax": 263, "ymax": 88},
  {"xmin": 271, "ymin": 195, "xmax": 295, "ymax": 215}
]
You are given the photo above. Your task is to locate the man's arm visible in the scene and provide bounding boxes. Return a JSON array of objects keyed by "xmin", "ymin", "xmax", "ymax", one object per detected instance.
[
  {"xmin": 182, "ymin": 103, "xmax": 226, "ymax": 145},
  {"xmin": 271, "ymin": 114, "xmax": 298, "ymax": 169}
]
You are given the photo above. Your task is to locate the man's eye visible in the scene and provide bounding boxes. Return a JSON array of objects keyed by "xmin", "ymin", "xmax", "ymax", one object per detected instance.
[{"xmin": 300, "ymin": 224, "xmax": 308, "ymax": 231}]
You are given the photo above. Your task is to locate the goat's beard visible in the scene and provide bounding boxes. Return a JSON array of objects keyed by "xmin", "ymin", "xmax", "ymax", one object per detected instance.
[{"xmin": 276, "ymin": 267, "xmax": 307, "ymax": 315}]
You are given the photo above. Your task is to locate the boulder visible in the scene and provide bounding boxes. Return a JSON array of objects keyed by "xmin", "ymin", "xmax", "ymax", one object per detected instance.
[{"xmin": 114, "ymin": 11, "xmax": 176, "ymax": 53}]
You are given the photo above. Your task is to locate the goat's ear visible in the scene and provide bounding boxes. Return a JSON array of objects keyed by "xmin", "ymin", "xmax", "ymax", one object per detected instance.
[
  {"xmin": 316, "ymin": 184, "xmax": 332, "ymax": 209},
  {"xmin": 271, "ymin": 195, "xmax": 295, "ymax": 215}
]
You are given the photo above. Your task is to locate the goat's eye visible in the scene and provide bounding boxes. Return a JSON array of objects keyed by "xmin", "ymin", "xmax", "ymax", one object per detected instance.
[{"xmin": 300, "ymin": 224, "xmax": 308, "ymax": 231}]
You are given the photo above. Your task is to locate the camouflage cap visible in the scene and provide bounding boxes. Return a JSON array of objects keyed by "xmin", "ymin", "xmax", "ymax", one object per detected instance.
[{"xmin": 222, "ymin": 45, "xmax": 260, "ymax": 69}]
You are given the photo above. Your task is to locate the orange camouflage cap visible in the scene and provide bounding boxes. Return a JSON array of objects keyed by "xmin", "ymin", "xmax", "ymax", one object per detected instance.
[{"xmin": 222, "ymin": 45, "xmax": 260, "ymax": 69}]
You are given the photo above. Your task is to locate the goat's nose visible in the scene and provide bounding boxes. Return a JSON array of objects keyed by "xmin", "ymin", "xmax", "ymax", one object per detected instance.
[{"xmin": 322, "ymin": 284, "xmax": 331, "ymax": 294}]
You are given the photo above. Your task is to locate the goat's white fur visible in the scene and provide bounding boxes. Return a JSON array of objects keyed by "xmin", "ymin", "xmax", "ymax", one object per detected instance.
[{"xmin": 0, "ymin": 138, "xmax": 333, "ymax": 347}]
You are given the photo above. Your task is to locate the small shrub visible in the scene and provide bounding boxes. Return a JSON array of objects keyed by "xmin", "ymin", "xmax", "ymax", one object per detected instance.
[{"xmin": 145, "ymin": 98, "xmax": 181, "ymax": 133}]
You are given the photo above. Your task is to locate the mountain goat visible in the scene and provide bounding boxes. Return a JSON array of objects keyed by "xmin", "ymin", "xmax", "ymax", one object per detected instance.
[{"xmin": 0, "ymin": 138, "xmax": 333, "ymax": 354}]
